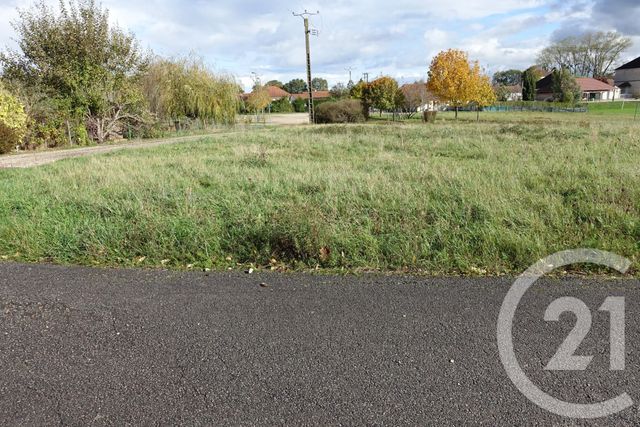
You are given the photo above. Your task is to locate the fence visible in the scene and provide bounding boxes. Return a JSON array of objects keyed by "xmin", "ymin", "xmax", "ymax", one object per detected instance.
[{"xmin": 486, "ymin": 102, "xmax": 588, "ymax": 113}]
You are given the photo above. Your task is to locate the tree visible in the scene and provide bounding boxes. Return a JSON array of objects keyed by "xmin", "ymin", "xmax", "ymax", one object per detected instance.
[
  {"xmin": 492, "ymin": 69, "xmax": 522, "ymax": 86},
  {"xmin": 0, "ymin": 84, "xmax": 27, "ymax": 153},
  {"xmin": 400, "ymin": 82, "xmax": 432, "ymax": 118},
  {"xmin": 0, "ymin": 0, "xmax": 150, "ymax": 143},
  {"xmin": 369, "ymin": 76, "xmax": 400, "ymax": 119},
  {"xmin": 350, "ymin": 80, "xmax": 373, "ymax": 119},
  {"xmin": 270, "ymin": 97, "xmax": 293, "ymax": 113},
  {"xmin": 311, "ymin": 77, "xmax": 328, "ymax": 91},
  {"xmin": 141, "ymin": 57, "xmax": 238, "ymax": 128},
  {"xmin": 329, "ymin": 83, "xmax": 349, "ymax": 99},
  {"xmin": 283, "ymin": 79, "xmax": 307, "ymax": 94},
  {"xmin": 427, "ymin": 49, "xmax": 474, "ymax": 119},
  {"xmin": 537, "ymin": 31, "xmax": 632, "ymax": 78},
  {"xmin": 469, "ymin": 63, "xmax": 496, "ymax": 121},
  {"xmin": 551, "ymin": 69, "xmax": 582, "ymax": 105},
  {"xmin": 292, "ymin": 97, "xmax": 307, "ymax": 113},
  {"xmin": 521, "ymin": 66, "xmax": 542, "ymax": 101},
  {"xmin": 266, "ymin": 80, "xmax": 284, "ymax": 89},
  {"xmin": 494, "ymin": 85, "xmax": 511, "ymax": 102},
  {"xmin": 246, "ymin": 86, "xmax": 271, "ymax": 113}
]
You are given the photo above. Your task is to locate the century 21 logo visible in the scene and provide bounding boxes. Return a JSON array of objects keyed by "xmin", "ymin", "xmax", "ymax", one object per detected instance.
[
  {"xmin": 497, "ymin": 249, "xmax": 634, "ymax": 419},
  {"xmin": 544, "ymin": 296, "xmax": 624, "ymax": 372}
]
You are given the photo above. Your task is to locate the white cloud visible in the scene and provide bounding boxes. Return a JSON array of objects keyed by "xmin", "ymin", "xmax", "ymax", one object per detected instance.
[{"xmin": 1, "ymin": 0, "xmax": 638, "ymax": 90}]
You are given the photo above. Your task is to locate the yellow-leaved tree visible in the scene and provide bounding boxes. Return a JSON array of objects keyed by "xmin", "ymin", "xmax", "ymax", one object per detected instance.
[
  {"xmin": 427, "ymin": 49, "xmax": 473, "ymax": 119},
  {"xmin": 469, "ymin": 61, "xmax": 496, "ymax": 121},
  {"xmin": 0, "ymin": 84, "xmax": 27, "ymax": 154},
  {"xmin": 427, "ymin": 49, "xmax": 496, "ymax": 120}
]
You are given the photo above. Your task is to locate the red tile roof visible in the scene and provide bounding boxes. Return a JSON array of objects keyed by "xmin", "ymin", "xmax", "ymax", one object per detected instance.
[
  {"xmin": 265, "ymin": 85, "xmax": 291, "ymax": 98},
  {"xmin": 575, "ymin": 78, "xmax": 615, "ymax": 92},
  {"xmin": 538, "ymin": 75, "xmax": 615, "ymax": 94},
  {"xmin": 291, "ymin": 91, "xmax": 331, "ymax": 100}
]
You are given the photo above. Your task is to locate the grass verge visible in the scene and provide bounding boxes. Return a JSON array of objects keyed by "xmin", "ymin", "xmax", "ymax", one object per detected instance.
[{"xmin": 1, "ymin": 117, "xmax": 639, "ymax": 275}]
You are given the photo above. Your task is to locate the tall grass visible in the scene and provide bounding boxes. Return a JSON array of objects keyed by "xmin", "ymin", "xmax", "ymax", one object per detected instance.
[{"xmin": 0, "ymin": 118, "xmax": 639, "ymax": 274}]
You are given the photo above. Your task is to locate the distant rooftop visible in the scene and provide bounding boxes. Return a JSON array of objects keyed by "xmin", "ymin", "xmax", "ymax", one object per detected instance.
[{"xmin": 616, "ymin": 56, "xmax": 640, "ymax": 71}]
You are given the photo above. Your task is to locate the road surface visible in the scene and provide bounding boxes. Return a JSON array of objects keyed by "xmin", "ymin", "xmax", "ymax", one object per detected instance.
[
  {"xmin": 1, "ymin": 262, "xmax": 639, "ymax": 425},
  {"xmin": 0, "ymin": 114, "xmax": 309, "ymax": 169}
]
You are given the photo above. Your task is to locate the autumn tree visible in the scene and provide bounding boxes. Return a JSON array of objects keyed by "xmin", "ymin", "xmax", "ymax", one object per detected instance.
[
  {"xmin": 369, "ymin": 76, "xmax": 400, "ymax": 120},
  {"xmin": 427, "ymin": 49, "xmax": 474, "ymax": 119},
  {"xmin": 350, "ymin": 80, "xmax": 373, "ymax": 119},
  {"xmin": 469, "ymin": 63, "xmax": 496, "ymax": 121},
  {"xmin": 0, "ymin": 84, "xmax": 27, "ymax": 153},
  {"xmin": 246, "ymin": 86, "xmax": 271, "ymax": 114}
]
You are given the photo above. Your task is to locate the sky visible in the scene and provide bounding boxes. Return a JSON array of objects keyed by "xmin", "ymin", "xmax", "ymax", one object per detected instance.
[{"xmin": 1, "ymin": 0, "xmax": 639, "ymax": 91}]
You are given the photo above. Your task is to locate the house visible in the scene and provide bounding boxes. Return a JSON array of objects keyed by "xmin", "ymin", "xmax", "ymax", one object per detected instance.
[
  {"xmin": 399, "ymin": 83, "xmax": 439, "ymax": 111},
  {"xmin": 535, "ymin": 75, "xmax": 620, "ymax": 102},
  {"xmin": 494, "ymin": 84, "xmax": 523, "ymax": 102},
  {"xmin": 264, "ymin": 85, "xmax": 291, "ymax": 101},
  {"xmin": 240, "ymin": 85, "xmax": 291, "ymax": 102},
  {"xmin": 614, "ymin": 56, "xmax": 640, "ymax": 99}
]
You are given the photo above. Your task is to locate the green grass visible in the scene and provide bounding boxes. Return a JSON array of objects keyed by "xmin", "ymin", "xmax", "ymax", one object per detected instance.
[
  {"xmin": 1, "ymin": 116, "xmax": 639, "ymax": 275},
  {"xmin": 587, "ymin": 101, "xmax": 640, "ymax": 116}
]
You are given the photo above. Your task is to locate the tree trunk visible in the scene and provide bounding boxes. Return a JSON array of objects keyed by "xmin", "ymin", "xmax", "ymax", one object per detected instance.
[
  {"xmin": 66, "ymin": 120, "xmax": 73, "ymax": 146},
  {"xmin": 455, "ymin": 106, "xmax": 458, "ymax": 120},
  {"xmin": 476, "ymin": 107, "xmax": 480, "ymax": 122}
]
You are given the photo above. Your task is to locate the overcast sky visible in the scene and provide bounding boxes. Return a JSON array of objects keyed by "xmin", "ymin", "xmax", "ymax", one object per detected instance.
[{"xmin": 1, "ymin": 0, "xmax": 639, "ymax": 90}]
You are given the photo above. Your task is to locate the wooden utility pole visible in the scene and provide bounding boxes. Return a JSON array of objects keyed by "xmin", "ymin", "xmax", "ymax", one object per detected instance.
[{"xmin": 293, "ymin": 10, "xmax": 319, "ymax": 124}]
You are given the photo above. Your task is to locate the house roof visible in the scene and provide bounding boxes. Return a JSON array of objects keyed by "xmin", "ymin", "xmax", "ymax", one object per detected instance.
[
  {"xmin": 616, "ymin": 56, "xmax": 640, "ymax": 71},
  {"xmin": 291, "ymin": 91, "xmax": 331, "ymax": 100},
  {"xmin": 265, "ymin": 85, "xmax": 291, "ymax": 98},
  {"xmin": 537, "ymin": 74, "xmax": 615, "ymax": 93},
  {"xmin": 575, "ymin": 77, "xmax": 615, "ymax": 92}
]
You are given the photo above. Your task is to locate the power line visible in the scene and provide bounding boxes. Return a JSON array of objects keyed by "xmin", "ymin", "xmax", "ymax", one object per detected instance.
[{"xmin": 292, "ymin": 10, "xmax": 319, "ymax": 124}]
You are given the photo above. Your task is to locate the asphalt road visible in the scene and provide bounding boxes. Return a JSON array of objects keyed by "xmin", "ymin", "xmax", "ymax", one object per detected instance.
[{"xmin": 1, "ymin": 262, "xmax": 639, "ymax": 425}]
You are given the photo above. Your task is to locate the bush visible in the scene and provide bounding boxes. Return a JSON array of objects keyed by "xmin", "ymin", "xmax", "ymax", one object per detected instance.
[
  {"xmin": 314, "ymin": 99, "xmax": 366, "ymax": 124},
  {"xmin": 270, "ymin": 97, "xmax": 293, "ymax": 113},
  {"xmin": 0, "ymin": 86, "xmax": 27, "ymax": 154},
  {"xmin": 292, "ymin": 98, "xmax": 307, "ymax": 113}
]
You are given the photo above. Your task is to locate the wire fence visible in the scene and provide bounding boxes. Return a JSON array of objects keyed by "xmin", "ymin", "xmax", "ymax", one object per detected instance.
[{"xmin": 486, "ymin": 102, "xmax": 588, "ymax": 113}]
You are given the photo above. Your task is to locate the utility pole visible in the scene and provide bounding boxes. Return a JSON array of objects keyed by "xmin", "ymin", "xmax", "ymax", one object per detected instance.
[
  {"xmin": 293, "ymin": 10, "xmax": 319, "ymax": 124},
  {"xmin": 345, "ymin": 67, "xmax": 354, "ymax": 83}
]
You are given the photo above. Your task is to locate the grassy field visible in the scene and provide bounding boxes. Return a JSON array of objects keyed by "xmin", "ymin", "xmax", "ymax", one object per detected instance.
[
  {"xmin": 1, "ymin": 114, "xmax": 639, "ymax": 274},
  {"xmin": 587, "ymin": 100, "xmax": 640, "ymax": 117}
]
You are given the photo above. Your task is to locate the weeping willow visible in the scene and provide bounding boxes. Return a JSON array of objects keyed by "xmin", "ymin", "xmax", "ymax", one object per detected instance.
[{"xmin": 141, "ymin": 56, "xmax": 238, "ymax": 125}]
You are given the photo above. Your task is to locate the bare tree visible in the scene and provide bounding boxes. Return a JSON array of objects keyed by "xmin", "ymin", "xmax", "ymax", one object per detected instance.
[
  {"xmin": 538, "ymin": 31, "xmax": 632, "ymax": 78},
  {"xmin": 400, "ymin": 82, "xmax": 434, "ymax": 118}
]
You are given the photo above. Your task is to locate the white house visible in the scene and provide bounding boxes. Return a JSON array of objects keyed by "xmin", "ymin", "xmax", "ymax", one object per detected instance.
[
  {"xmin": 614, "ymin": 56, "xmax": 640, "ymax": 99},
  {"xmin": 536, "ymin": 75, "xmax": 620, "ymax": 102}
]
